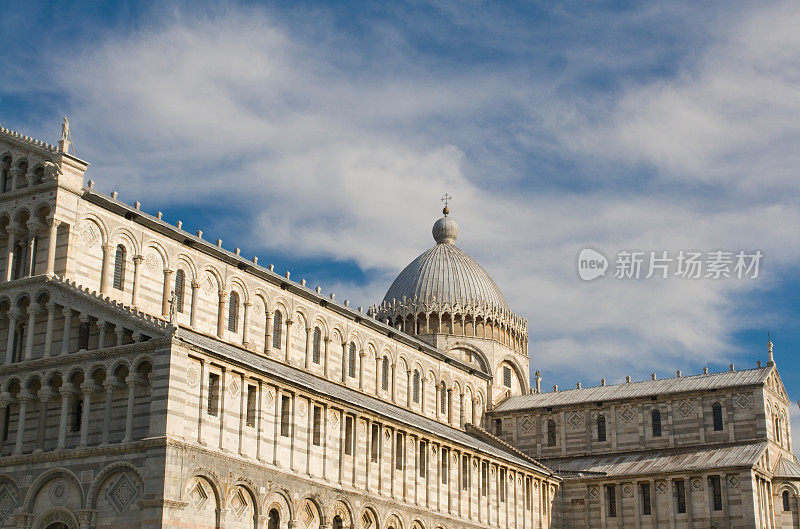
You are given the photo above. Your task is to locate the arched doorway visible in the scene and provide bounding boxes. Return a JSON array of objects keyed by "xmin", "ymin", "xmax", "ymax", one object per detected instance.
[
  {"xmin": 333, "ymin": 515, "xmax": 343, "ymax": 529},
  {"xmin": 268, "ymin": 509, "xmax": 280, "ymax": 529}
]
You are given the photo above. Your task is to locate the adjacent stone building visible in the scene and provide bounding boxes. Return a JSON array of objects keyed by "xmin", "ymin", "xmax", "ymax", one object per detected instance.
[{"xmin": 0, "ymin": 120, "xmax": 796, "ymax": 529}]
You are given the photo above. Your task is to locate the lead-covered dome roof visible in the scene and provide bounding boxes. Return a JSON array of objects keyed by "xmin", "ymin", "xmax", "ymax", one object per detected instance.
[{"xmin": 382, "ymin": 211, "xmax": 508, "ymax": 311}]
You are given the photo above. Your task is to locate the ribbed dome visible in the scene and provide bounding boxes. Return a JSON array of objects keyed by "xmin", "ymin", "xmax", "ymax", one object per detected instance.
[{"xmin": 383, "ymin": 214, "xmax": 508, "ymax": 310}]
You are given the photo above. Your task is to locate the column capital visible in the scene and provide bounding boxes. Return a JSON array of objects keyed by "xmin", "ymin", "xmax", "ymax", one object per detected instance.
[
  {"xmin": 132, "ymin": 254, "xmax": 144, "ymax": 264},
  {"xmin": 38, "ymin": 388, "xmax": 52, "ymax": 402},
  {"xmin": 6, "ymin": 226, "xmax": 22, "ymax": 237},
  {"xmin": 126, "ymin": 377, "xmax": 138, "ymax": 389},
  {"xmin": 59, "ymin": 387, "xmax": 74, "ymax": 398},
  {"xmin": 103, "ymin": 380, "xmax": 117, "ymax": 392},
  {"xmin": 96, "ymin": 320, "xmax": 107, "ymax": 329},
  {"xmin": 62, "ymin": 307, "xmax": 73, "ymax": 318},
  {"xmin": 243, "ymin": 301, "xmax": 253, "ymax": 308},
  {"xmin": 46, "ymin": 301, "xmax": 56, "ymax": 312},
  {"xmin": 8, "ymin": 307, "xmax": 21, "ymax": 320},
  {"xmin": 26, "ymin": 306, "xmax": 39, "ymax": 317},
  {"xmin": 26, "ymin": 220, "xmax": 43, "ymax": 233},
  {"xmin": 80, "ymin": 383, "xmax": 95, "ymax": 395},
  {"xmin": 285, "ymin": 319, "xmax": 294, "ymax": 326},
  {"xmin": 79, "ymin": 312, "xmax": 91, "ymax": 323},
  {"xmin": 163, "ymin": 268, "xmax": 174, "ymax": 276},
  {"xmin": 114, "ymin": 324, "xmax": 125, "ymax": 335},
  {"xmin": 218, "ymin": 289, "xmax": 228, "ymax": 300},
  {"xmin": 46, "ymin": 215, "xmax": 63, "ymax": 228},
  {"xmin": 324, "ymin": 336, "xmax": 331, "ymax": 344},
  {"xmin": 17, "ymin": 393, "xmax": 31, "ymax": 405},
  {"xmin": 101, "ymin": 242, "xmax": 110, "ymax": 254}
]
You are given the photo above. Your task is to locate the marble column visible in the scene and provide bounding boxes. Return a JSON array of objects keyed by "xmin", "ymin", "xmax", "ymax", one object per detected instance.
[
  {"xmin": 323, "ymin": 337, "xmax": 331, "ymax": 379},
  {"xmin": 78, "ymin": 385, "xmax": 92, "ymax": 447},
  {"xmin": 14, "ymin": 394, "xmax": 29, "ymax": 454},
  {"xmin": 43, "ymin": 303, "xmax": 56, "ymax": 358},
  {"xmin": 216, "ymin": 290, "xmax": 227, "ymax": 338},
  {"xmin": 161, "ymin": 268, "xmax": 174, "ymax": 317},
  {"xmin": 406, "ymin": 370, "xmax": 412, "ymax": 408},
  {"xmin": 99, "ymin": 244, "xmax": 110, "ymax": 295},
  {"xmin": 131, "ymin": 255, "xmax": 143, "ymax": 307},
  {"xmin": 285, "ymin": 318, "xmax": 293, "ymax": 363},
  {"xmin": 25, "ymin": 220, "xmax": 40, "ymax": 276},
  {"xmin": 304, "ymin": 326, "xmax": 313, "ymax": 368},
  {"xmin": 101, "ymin": 381, "xmax": 115, "ymax": 445},
  {"xmin": 242, "ymin": 302, "xmax": 252, "ymax": 347},
  {"xmin": 264, "ymin": 309, "xmax": 273, "ymax": 355},
  {"xmin": 4, "ymin": 308, "xmax": 19, "ymax": 363},
  {"xmin": 123, "ymin": 378, "xmax": 136, "ymax": 442},
  {"xmin": 23, "ymin": 306, "xmax": 37, "ymax": 361},
  {"xmin": 36, "ymin": 388, "xmax": 51, "ymax": 452},
  {"xmin": 189, "ymin": 280, "xmax": 200, "ymax": 327},
  {"xmin": 4, "ymin": 226, "xmax": 19, "ymax": 281},
  {"xmin": 56, "ymin": 388, "xmax": 71, "ymax": 449}
]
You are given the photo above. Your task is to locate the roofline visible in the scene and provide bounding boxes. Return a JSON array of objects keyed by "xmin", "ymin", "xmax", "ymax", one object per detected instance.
[
  {"xmin": 81, "ymin": 188, "xmax": 491, "ymax": 381},
  {"xmin": 487, "ymin": 366, "xmax": 774, "ymax": 415}
]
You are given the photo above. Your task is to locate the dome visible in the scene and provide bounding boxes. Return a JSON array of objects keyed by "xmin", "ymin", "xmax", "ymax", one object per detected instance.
[{"xmin": 382, "ymin": 212, "xmax": 508, "ymax": 310}]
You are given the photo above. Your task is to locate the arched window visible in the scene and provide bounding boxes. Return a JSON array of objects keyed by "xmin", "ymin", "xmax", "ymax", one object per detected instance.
[
  {"xmin": 652, "ymin": 409, "xmax": 662, "ymax": 437},
  {"xmin": 332, "ymin": 516, "xmax": 343, "ymax": 529},
  {"xmin": 547, "ymin": 419, "xmax": 557, "ymax": 446},
  {"xmin": 413, "ymin": 370, "xmax": 420, "ymax": 403},
  {"xmin": 228, "ymin": 292, "xmax": 239, "ymax": 332},
  {"xmin": 113, "ymin": 244, "xmax": 126, "ymax": 291},
  {"xmin": 348, "ymin": 343, "xmax": 357, "ymax": 378},
  {"xmin": 775, "ymin": 416, "xmax": 782, "ymax": 443},
  {"xmin": 712, "ymin": 402, "xmax": 723, "ymax": 431},
  {"xmin": 440, "ymin": 384, "xmax": 447, "ymax": 414},
  {"xmin": 597, "ymin": 415, "xmax": 606, "ymax": 442},
  {"xmin": 783, "ymin": 490, "xmax": 791, "ymax": 511},
  {"xmin": 272, "ymin": 311, "xmax": 283, "ymax": 349},
  {"xmin": 312, "ymin": 327, "xmax": 321, "ymax": 364},
  {"xmin": 268, "ymin": 509, "xmax": 280, "ymax": 529},
  {"xmin": 174, "ymin": 269, "xmax": 185, "ymax": 313},
  {"xmin": 381, "ymin": 356, "xmax": 390, "ymax": 391}
]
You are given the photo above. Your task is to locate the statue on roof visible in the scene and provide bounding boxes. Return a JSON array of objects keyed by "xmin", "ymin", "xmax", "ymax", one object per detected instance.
[{"xmin": 61, "ymin": 117, "xmax": 71, "ymax": 142}]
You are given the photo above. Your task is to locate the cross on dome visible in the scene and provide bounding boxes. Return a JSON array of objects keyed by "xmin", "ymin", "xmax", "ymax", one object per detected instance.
[{"xmin": 441, "ymin": 193, "xmax": 452, "ymax": 216}]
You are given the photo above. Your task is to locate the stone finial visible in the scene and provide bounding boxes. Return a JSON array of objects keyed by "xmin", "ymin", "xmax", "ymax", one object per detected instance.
[
  {"xmin": 330, "ymin": 293, "xmax": 335, "ymax": 300},
  {"xmin": 703, "ymin": 366, "xmax": 709, "ymax": 374},
  {"xmin": 534, "ymin": 371, "xmax": 542, "ymax": 393},
  {"xmin": 315, "ymin": 286, "xmax": 322, "ymax": 294},
  {"xmin": 576, "ymin": 382, "xmax": 581, "ymax": 389},
  {"xmin": 767, "ymin": 333, "xmax": 774, "ymax": 366},
  {"xmin": 87, "ymin": 180, "xmax": 94, "ymax": 188},
  {"xmin": 651, "ymin": 373, "xmax": 656, "ymax": 380},
  {"xmin": 677, "ymin": 369, "xmax": 682, "ymax": 377},
  {"xmin": 757, "ymin": 360, "xmax": 762, "ymax": 368},
  {"xmin": 358, "ymin": 306, "xmax": 363, "ymax": 313},
  {"xmin": 235, "ymin": 248, "xmax": 241, "ymax": 256},
  {"xmin": 176, "ymin": 220, "xmax": 182, "ymax": 229},
  {"xmin": 252, "ymin": 256, "xmax": 258, "ymax": 264},
  {"xmin": 216, "ymin": 239, "xmax": 223, "ymax": 247},
  {"xmin": 196, "ymin": 230, "xmax": 203, "ymax": 238},
  {"xmin": 344, "ymin": 300, "xmax": 349, "ymax": 307},
  {"xmin": 301, "ymin": 279, "xmax": 306, "ymax": 286},
  {"xmin": 729, "ymin": 363, "xmax": 735, "ymax": 371},
  {"xmin": 269, "ymin": 264, "xmax": 274, "ymax": 271},
  {"xmin": 625, "ymin": 376, "xmax": 631, "ymax": 383},
  {"xmin": 156, "ymin": 211, "xmax": 162, "ymax": 219},
  {"xmin": 111, "ymin": 191, "xmax": 118, "ymax": 199},
  {"xmin": 134, "ymin": 201, "xmax": 141, "ymax": 210},
  {"xmin": 553, "ymin": 385, "xmax": 558, "ymax": 392},
  {"xmin": 601, "ymin": 378, "xmax": 606, "ymax": 386},
  {"xmin": 285, "ymin": 271, "xmax": 290, "ymax": 279}
]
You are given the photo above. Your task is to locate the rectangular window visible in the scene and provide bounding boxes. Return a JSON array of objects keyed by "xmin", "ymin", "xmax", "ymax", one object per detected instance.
[
  {"xmin": 344, "ymin": 416, "xmax": 353, "ymax": 456},
  {"xmin": 640, "ymin": 483, "xmax": 651, "ymax": 515},
  {"xmin": 280, "ymin": 395, "xmax": 290, "ymax": 437},
  {"xmin": 710, "ymin": 476, "xmax": 722, "ymax": 511},
  {"xmin": 652, "ymin": 409, "xmax": 662, "ymax": 437},
  {"xmin": 606, "ymin": 485, "xmax": 617, "ymax": 517},
  {"xmin": 675, "ymin": 480, "xmax": 687, "ymax": 514},
  {"xmin": 482, "ymin": 462, "xmax": 488, "ymax": 497},
  {"xmin": 395, "ymin": 433, "xmax": 404, "ymax": 470},
  {"xmin": 495, "ymin": 418, "xmax": 502, "ymax": 436},
  {"xmin": 207, "ymin": 373, "xmax": 220, "ymax": 416},
  {"xmin": 312, "ymin": 405, "xmax": 322, "ymax": 446},
  {"xmin": 371, "ymin": 424, "xmax": 380, "ymax": 463},
  {"xmin": 441, "ymin": 448, "xmax": 448, "ymax": 484},
  {"xmin": 462, "ymin": 455, "xmax": 469, "ymax": 491},
  {"xmin": 503, "ymin": 366, "xmax": 512, "ymax": 387},
  {"xmin": 500, "ymin": 468, "xmax": 506, "ymax": 503},
  {"xmin": 245, "ymin": 385, "xmax": 257, "ymax": 427},
  {"xmin": 419, "ymin": 441, "xmax": 427, "ymax": 478}
]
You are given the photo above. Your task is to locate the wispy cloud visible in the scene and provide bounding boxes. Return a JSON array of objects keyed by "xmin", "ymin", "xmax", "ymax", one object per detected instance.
[{"xmin": 18, "ymin": 1, "xmax": 800, "ymax": 397}]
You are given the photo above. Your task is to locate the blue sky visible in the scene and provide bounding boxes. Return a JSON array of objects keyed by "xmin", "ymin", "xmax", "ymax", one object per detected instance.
[{"xmin": 2, "ymin": 1, "xmax": 798, "ymax": 449}]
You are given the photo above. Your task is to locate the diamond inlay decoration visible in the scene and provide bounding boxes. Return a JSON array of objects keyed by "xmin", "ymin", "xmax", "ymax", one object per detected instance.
[
  {"xmin": 265, "ymin": 390, "xmax": 275, "ymax": 410},
  {"xmin": 656, "ymin": 480, "xmax": 668, "ymax": 494},
  {"xmin": 106, "ymin": 473, "xmax": 139, "ymax": 514},
  {"xmin": 735, "ymin": 394, "xmax": 751, "ymax": 409},
  {"xmin": 229, "ymin": 379, "xmax": 240, "ymax": 399},
  {"xmin": 568, "ymin": 412, "xmax": 583, "ymax": 430},
  {"xmin": 231, "ymin": 489, "xmax": 248, "ymax": 518},
  {"xmin": 619, "ymin": 405, "xmax": 635, "ymax": 423},
  {"xmin": 0, "ymin": 486, "xmax": 16, "ymax": 522},
  {"xmin": 677, "ymin": 401, "xmax": 693, "ymax": 418},
  {"xmin": 190, "ymin": 482, "xmax": 209, "ymax": 509},
  {"xmin": 728, "ymin": 475, "xmax": 740, "ymax": 488},
  {"xmin": 302, "ymin": 502, "xmax": 315, "ymax": 528},
  {"xmin": 589, "ymin": 486, "xmax": 599, "ymax": 499},
  {"xmin": 519, "ymin": 416, "xmax": 534, "ymax": 434}
]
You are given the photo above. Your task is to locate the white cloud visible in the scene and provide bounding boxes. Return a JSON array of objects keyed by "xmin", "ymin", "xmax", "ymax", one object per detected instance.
[{"xmin": 33, "ymin": 2, "xmax": 800, "ymax": 388}]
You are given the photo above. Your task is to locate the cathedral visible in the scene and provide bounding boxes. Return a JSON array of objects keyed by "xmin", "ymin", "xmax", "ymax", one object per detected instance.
[{"xmin": 0, "ymin": 119, "xmax": 796, "ymax": 529}]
